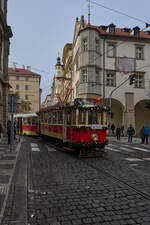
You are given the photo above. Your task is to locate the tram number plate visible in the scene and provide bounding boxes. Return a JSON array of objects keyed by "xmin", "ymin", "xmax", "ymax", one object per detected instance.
[{"xmin": 92, "ymin": 124, "xmax": 102, "ymax": 130}]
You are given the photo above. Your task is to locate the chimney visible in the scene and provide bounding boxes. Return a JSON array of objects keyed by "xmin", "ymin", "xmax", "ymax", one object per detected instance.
[{"xmin": 27, "ymin": 65, "xmax": 31, "ymax": 71}]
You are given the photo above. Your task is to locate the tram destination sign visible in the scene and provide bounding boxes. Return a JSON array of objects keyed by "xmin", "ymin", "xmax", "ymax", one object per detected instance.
[{"xmin": 92, "ymin": 124, "xmax": 102, "ymax": 130}]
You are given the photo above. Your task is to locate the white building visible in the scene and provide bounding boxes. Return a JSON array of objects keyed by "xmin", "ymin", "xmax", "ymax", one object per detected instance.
[
  {"xmin": 70, "ymin": 16, "xmax": 150, "ymax": 134},
  {"xmin": 50, "ymin": 16, "xmax": 150, "ymax": 133}
]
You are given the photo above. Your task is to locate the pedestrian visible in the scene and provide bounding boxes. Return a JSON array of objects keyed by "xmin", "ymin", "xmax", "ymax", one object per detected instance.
[
  {"xmin": 116, "ymin": 125, "xmax": 121, "ymax": 140},
  {"xmin": 0, "ymin": 122, "xmax": 3, "ymax": 139},
  {"xmin": 14, "ymin": 121, "xmax": 16, "ymax": 140},
  {"xmin": 111, "ymin": 123, "xmax": 115, "ymax": 136},
  {"xmin": 127, "ymin": 124, "xmax": 135, "ymax": 143},
  {"xmin": 121, "ymin": 125, "xmax": 124, "ymax": 136},
  {"xmin": 144, "ymin": 125, "xmax": 149, "ymax": 144},
  {"xmin": 140, "ymin": 126, "xmax": 145, "ymax": 144},
  {"xmin": 7, "ymin": 120, "xmax": 11, "ymax": 144}
]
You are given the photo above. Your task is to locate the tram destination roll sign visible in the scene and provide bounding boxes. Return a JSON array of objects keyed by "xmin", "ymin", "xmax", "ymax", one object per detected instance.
[{"xmin": 8, "ymin": 94, "xmax": 18, "ymax": 113}]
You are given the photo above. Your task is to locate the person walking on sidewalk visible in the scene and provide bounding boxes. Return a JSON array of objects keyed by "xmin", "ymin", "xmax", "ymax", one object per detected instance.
[
  {"xmin": 7, "ymin": 120, "xmax": 11, "ymax": 144},
  {"xmin": 140, "ymin": 126, "xmax": 145, "ymax": 144},
  {"xmin": 127, "ymin": 124, "xmax": 135, "ymax": 143},
  {"xmin": 116, "ymin": 126, "xmax": 121, "ymax": 140},
  {"xmin": 0, "ymin": 122, "xmax": 3, "ymax": 139},
  {"xmin": 121, "ymin": 125, "xmax": 124, "ymax": 136},
  {"xmin": 111, "ymin": 123, "xmax": 115, "ymax": 136},
  {"xmin": 144, "ymin": 125, "xmax": 149, "ymax": 145}
]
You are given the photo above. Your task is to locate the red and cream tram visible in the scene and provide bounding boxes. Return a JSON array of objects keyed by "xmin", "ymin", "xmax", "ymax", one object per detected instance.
[
  {"xmin": 14, "ymin": 113, "xmax": 39, "ymax": 136},
  {"xmin": 39, "ymin": 99, "xmax": 109, "ymax": 155}
]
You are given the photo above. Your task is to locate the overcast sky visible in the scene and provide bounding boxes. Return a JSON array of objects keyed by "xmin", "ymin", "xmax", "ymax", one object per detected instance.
[{"xmin": 7, "ymin": 0, "xmax": 150, "ymax": 102}]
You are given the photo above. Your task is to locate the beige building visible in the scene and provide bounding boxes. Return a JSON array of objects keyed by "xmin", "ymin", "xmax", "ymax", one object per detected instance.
[
  {"xmin": 8, "ymin": 66, "xmax": 41, "ymax": 113},
  {"xmin": 0, "ymin": 0, "xmax": 13, "ymax": 133},
  {"xmin": 51, "ymin": 15, "xmax": 150, "ymax": 134}
]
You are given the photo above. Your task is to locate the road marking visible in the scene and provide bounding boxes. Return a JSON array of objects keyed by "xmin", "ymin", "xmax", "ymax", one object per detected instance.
[
  {"xmin": 105, "ymin": 146, "xmax": 120, "ymax": 152},
  {"xmin": 31, "ymin": 143, "xmax": 40, "ymax": 152},
  {"xmin": 31, "ymin": 143, "xmax": 38, "ymax": 147},
  {"xmin": 143, "ymin": 157, "xmax": 150, "ymax": 161},
  {"xmin": 125, "ymin": 158, "xmax": 143, "ymax": 162},
  {"xmin": 131, "ymin": 146, "xmax": 150, "ymax": 152},
  {"xmin": 119, "ymin": 147, "xmax": 134, "ymax": 152}
]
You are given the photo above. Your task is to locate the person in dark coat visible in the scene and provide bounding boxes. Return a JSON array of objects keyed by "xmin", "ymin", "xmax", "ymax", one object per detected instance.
[
  {"xmin": 140, "ymin": 126, "xmax": 145, "ymax": 144},
  {"xmin": 121, "ymin": 125, "xmax": 124, "ymax": 136},
  {"xmin": 116, "ymin": 126, "xmax": 121, "ymax": 140},
  {"xmin": 144, "ymin": 125, "xmax": 150, "ymax": 144},
  {"xmin": 111, "ymin": 123, "xmax": 115, "ymax": 136},
  {"xmin": 0, "ymin": 122, "xmax": 3, "ymax": 139},
  {"xmin": 7, "ymin": 120, "xmax": 11, "ymax": 144},
  {"xmin": 127, "ymin": 124, "xmax": 135, "ymax": 143}
]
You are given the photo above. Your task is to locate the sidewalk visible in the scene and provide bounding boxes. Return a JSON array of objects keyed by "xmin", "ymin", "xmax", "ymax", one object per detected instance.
[
  {"xmin": 0, "ymin": 136, "xmax": 21, "ymax": 224},
  {"xmin": 108, "ymin": 136, "xmax": 141, "ymax": 144}
]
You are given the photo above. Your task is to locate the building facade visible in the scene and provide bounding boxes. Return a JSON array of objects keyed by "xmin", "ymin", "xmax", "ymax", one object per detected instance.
[
  {"xmin": 51, "ymin": 16, "xmax": 150, "ymax": 133},
  {"xmin": 8, "ymin": 66, "xmax": 41, "ymax": 113},
  {"xmin": 0, "ymin": 0, "xmax": 13, "ymax": 133}
]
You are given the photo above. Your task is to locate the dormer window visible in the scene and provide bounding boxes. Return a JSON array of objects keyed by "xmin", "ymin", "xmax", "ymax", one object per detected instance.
[
  {"xmin": 108, "ymin": 24, "xmax": 116, "ymax": 34},
  {"xmin": 133, "ymin": 26, "xmax": 140, "ymax": 36}
]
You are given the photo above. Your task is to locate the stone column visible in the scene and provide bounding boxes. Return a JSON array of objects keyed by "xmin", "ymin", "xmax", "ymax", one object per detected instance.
[{"xmin": 124, "ymin": 92, "xmax": 135, "ymax": 133}]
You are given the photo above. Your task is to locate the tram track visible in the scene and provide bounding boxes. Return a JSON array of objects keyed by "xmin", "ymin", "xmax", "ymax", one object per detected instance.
[
  {"xmin": 27, "ymin": 137, "xmax": 150, "ymax": 224},
  {"xmin": 43, "ymin": 141, "xmax": 150, "ymax": 199}
]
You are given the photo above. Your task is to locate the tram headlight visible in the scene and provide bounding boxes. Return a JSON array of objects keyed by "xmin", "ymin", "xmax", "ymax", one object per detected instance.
[{"xmin": 92, "ymin": 134, "xmax": 98, "ymax": 141}]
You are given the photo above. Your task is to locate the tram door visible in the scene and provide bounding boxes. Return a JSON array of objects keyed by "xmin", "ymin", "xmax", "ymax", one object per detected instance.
[{"xmin": 63, "ymin": 109, "xmax": 67, "ymax": 142}]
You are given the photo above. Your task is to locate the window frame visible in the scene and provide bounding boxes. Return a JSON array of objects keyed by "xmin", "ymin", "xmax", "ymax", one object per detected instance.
[
  {"xmin": 106, "ymin": 70, "xmax": 116, "ymax": 87},
  {"xmin": 107, "ymin": 42, "xmax": 116, "ymax": 58},
  {"xmin": 135, "ymin": 45, "xmax": 144, "ymax": 60},
  {"xmin": 16, "ymin": 84, "xmax": 19, "ymax": 90},
  {"xmin": 25, "ymin": 95, "xmax": 29, "ymax": 100},
  {"xmin": 82, "ymin": 38, "xmax": 88, "ymax": 51},
  {"xmin": 134, "ymin": 72, "xmax": 145, "ymax": 89},
  {"xmin": 25, "ymin": 85, "xmax": 29, "ymax": 90},
  {"xmin": 81, "ymin": 68, "xmax": 88, "ymax": 83}
]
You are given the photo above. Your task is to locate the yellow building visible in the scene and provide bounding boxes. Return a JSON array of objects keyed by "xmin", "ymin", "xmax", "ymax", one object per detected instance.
[{"xmin": 8, "ymin": 66, "xmax": 41, "ymax": 113}]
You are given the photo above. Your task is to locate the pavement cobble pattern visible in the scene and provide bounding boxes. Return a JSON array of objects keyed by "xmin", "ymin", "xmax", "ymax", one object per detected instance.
[{"xmin": 26, "ymin": 138, "xmax": 150, "ymax": 225}]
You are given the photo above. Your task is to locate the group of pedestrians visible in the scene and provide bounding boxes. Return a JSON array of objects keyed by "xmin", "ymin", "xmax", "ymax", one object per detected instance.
[
  {"xmin": 140, "ymin": 125, "xmax": 149, "ymax": 144},
  {"xmin": 111, "ymin": 123, "xmax": 150, "ymax": 144}
]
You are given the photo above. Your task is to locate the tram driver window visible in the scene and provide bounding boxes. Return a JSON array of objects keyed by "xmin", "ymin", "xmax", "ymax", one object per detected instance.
[
  {"xmin": 88, "ymin": 111, "xmax": 98, "ymax": 124},
  {"xmin": 58, "ymin": 110, "xmax": 63, "ymax": 124}
]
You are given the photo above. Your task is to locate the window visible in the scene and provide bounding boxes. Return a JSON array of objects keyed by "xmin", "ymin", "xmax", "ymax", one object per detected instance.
[
  {"xmin": 88, "ymin": 111, "xmax": 98, "ymax": 124},
  {"xmin": 25, "ymin": 95, "xmax": 28, "ymax": 100},
  {"xmin": 25, "ymin": 77, "xmax": 29, "ymax": 81},
  {"xmin": 16, "ymin": 84, "xmax": 19, "ymax": 90},
  {"xmin": 96, "ymin": 69, "xmax": 100, "ymax": 83},
  {"xmin": 135, "ymin": 72, "xmax": 144, "ymax": 88},
  {"xmin": 95, "ymin": 39, "xmax": 99, "ymax": 52},
  {"xmin": 79, "ymin": 110, "xmax": 86, "ymax": 124},
  {"xmin": 81, "ymin": 69, "xmax": 88, "ymax": 83},
  {"xmin": 135, "ymin": 46, "xmax": 144, "ymax": 60},
  {"xmin": 106, "ymin": 71, "xmax": 116, "ymax": 87},
  {"xmin": 107, "ymin": 43, "xmax": 116, "ymax": 57},
  {"xmin": 58, "ymin": 110, "xmax": 63, "ymax": 124},
  {"xmin": 25, "ymin": 85, "xmax": 29, "ymax": 90},
  {"xmin": 82, "ymin": 39, "xmax": 88, "ymax": 51},
  {"xmin": 16, "ymin": 76, "xmax": 19, "ymax": 80}
]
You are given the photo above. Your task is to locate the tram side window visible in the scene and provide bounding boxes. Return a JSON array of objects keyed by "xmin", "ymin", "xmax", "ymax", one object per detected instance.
[
  {"xmin": 32, "ymin": 117, "xmax": 38, "ymax": 125},
  {"xmin": 23, "ymin": 118, "xmax": 28, "ymax": 125},
  {"xmin": 44, "ymin": 112, "xmax": 48, "ymax": 123},
  {"xmin": 41, "ymin": 113, "xmax": 44, "ymax": 123},
  {"xmin": 48, "ymin": 111, "xmax": 51, "ymax": 124},
  {"xmin": 88, "ymin": 111, "xmax": 98, "ymax": 124},
  {"xmin": 66, "ymin": 111, "xmax": 71, "ymax": 125},
  {"xmin": 52, "ymin": 111, "xmax": 57, "ymax": 124},
  {"xmin": 102, "ymin": 111, "xmax": 107, "ymax": 125},
  {"xmin": 79, "ymin": 110, "xmax": 86, "ymax": 124},
  {"xmin": 72, "ymin": 110, "xmax": 76, "ymax": 125},
  {"xmin": 58, "ymin": 110, "xmax": 63, "ymax": 124}
]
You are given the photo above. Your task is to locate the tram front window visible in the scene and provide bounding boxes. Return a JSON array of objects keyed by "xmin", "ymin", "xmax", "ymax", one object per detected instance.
[
  {"xmin": 88, "ymin": 111, "xmax": 98, "ymax": 124},
  {"xmin": 32, "ymin": 117, "xmax": 38, "ymax": 125}
]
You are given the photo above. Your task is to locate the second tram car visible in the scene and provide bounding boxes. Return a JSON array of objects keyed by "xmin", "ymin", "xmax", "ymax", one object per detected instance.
[
  {"xmin": 14, "ymin": 113, "xmax": 39, "ymax": 136},
  {"xmin": 39, "ymin": 99, "xmax": 109, "ymax": 156}
]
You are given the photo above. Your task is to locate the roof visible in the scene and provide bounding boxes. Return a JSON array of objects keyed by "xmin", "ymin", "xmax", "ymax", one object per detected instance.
[
  {"xmin": 8, "ymin": 68, "xmax": 41, "ymax": 76},
  {"xmin": 85, "ymin": 24, "xmax": 150, "ymax": 40}
]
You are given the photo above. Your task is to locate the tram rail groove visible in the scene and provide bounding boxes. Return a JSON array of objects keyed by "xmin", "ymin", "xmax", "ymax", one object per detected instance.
[{"xmin": 45, "ymin": 141, "xmax": 150, "ymax": 201}]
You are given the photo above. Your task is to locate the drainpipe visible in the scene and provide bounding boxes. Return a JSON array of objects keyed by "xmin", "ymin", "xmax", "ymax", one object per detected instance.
[{"xmin": 103, "ymin": 38, "xmax": 106, "ymax": 99}]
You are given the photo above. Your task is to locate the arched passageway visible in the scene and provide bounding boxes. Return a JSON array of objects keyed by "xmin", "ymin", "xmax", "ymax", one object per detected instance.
[{"xmin": 135, "ymin": 100, "xmax": 150, "ymax": 135}]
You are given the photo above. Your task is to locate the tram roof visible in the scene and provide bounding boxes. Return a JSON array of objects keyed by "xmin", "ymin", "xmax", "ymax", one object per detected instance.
[{"xmin": 40, "ymin": 101, "xmax": 109, "ymax": 112}]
